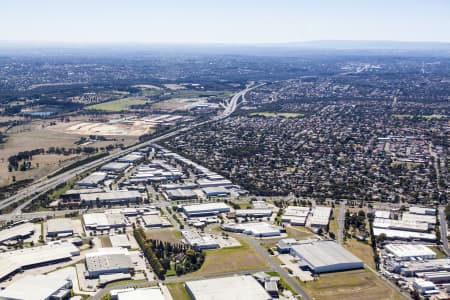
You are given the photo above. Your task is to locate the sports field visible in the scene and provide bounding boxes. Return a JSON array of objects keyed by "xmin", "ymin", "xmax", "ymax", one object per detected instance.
[{"xmin": 86, "ymin": 97, "xmax": 148, "ymax": 112}]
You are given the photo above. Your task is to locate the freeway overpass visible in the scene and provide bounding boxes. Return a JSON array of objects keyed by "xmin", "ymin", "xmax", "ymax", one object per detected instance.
[{"xmin": 0, "ymin": 84, "xmax": 260, "ymax": 214}]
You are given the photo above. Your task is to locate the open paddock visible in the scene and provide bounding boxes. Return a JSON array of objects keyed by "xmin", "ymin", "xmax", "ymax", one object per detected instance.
[{"xmin": 298, "ymin": 268, "xmax": 405, "ymax": 300}]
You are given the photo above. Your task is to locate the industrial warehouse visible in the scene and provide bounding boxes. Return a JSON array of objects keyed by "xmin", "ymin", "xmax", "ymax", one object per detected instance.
[
  {"xmin": 289, "ymin": 240, "xmax": 364, "ymax": 274},
  {"xmin": 182, "ymin": 202, "xmax": 230, "ymax": 217},
  {"xmin": 185, "ymin": 275, "xmax": 272, "ymax": 300}
]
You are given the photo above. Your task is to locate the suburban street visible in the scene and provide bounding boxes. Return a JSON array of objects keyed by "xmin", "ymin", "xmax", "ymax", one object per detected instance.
[
  {"xmin": 243, "ymin": 236, "xmax": 313, "ymax": 300},
  {"xmin": 439, "ymin": 206, "xmax": 450, "ymax": 255},
  {"xmin": 337, "ymin": 200, "xmax": 346, "ymax": 244},
  {"xmin": 0, "ymin": 84, "xmax": 260, "ymax": 214}
]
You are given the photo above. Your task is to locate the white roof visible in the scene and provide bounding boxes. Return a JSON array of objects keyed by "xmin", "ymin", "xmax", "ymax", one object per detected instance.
[
  {"xmin": 385, "ymin": 244, "xmax": 436, "ymax": 258},
  {"xmin": 80, "ymin": 190, "xmax": 141, "ymax": 202},
  {"xmin": 181, "ymin": 230, "xmax": 219, "ymax": 248},
  {"xmin": 117, "ymin": 287, "xmax": 166, "ymax": 300},
  {"xmin": 291, "ymin": 240, "xmax": 362, "ymax": 269},
  {"xmin": 224, "ymin": 222, "xmax": 281, "ymax": 236},
  {"xmin": 373, "ymin": 218, "xmax": 428, "ymax": 232},
  {"xmin": 0, "ymin": 273, "xmax": 71, "ymax": 300},
  {"xmin": 409, "ymin": 207, "xmax": 436, "ymax": 215},
  {"xmin": 0, "ymin": 242, "xmax": 79, "ymax": 280},
  {"xmin": 142, "ymin": 214, "xmax": 163, "ymax": 225},
  {"xmin": 375, "ymin": 210, "xmax": 391, "ymax": 219},
  {"xmin": 185, "ymin": 275, "xmax": 271, "ymax": 300},
  {"xmin": 0, "ymin": 222, "xmax": 34, "ymax": 243},
  {"xmin": 183, "ymin": 202, "xmax": 230, "ymax": 213},
  {"xmin": 109, "ymin": 235, "xmax": 131, "ymax": 248},
  {"xmin": 101, "ymin": 162, "xmax": 130, "ymax": 171},
  {"xmin": 83, "ymin": 213, "xmax": 109, "ymax": 228},
  {"xmin": 284, "ymin": 206, "xmax": 310, "ymax": 217},
  {"xmin": 77, "ymin": 171, "xmax": 107, "ymax": 185},
  {"xmin": 47, "ymin": 218, "xmax": 73, "ymax": 233},
  {"xmin": 402, "ymin": 213, "xmax": 436, "ymax": 224},
  {"xmin": 309, "ymin": 206, "xmax": 331, "ymax": 226},
  {"xmin": 373, "ymin": 228, "xmax": 436, "ymax": 241}
]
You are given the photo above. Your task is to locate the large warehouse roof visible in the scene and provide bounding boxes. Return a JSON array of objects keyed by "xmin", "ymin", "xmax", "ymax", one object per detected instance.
[
  {"xmin": 373, "ymin": 228, "xmax": 436, "ymax": 241},
  {"xmin": 47, "ymin": 218, "xmax": 73, "ymax": 235},
  {"xmin": 183, "ymin": 202, "xmax": 230, "ymax": 216},
  {"xmin": 291, "ymin": 240, "xmax": 363, "ymax": 273},
  {"xmin": 83, "ymin": 213, "xmax": 110, "ymax": 229},
  {"xmin": 0, "ymin": 242, "xmax": 80, "ymax": 280},
  {"xmin": 385, "ymin": 244, "xmax": 436, "ymax": 259},
  {"xmin": 80, "ymin": 190, "xmax": 142, "ymax": 203},
  {"xmin": 185, "ymin": 275, "xmax": 271, "ymax": 300},
  {"xmin": 0, "ymin": 222, "xmax": 34, "ymax": 243},
  {"xmin": 77, "ymin": 171, "xmax": 107, "ymax": 186},
  {"xmin": 0, "ymin": 273, "xmax": 71, "ymax": 300},
  {"xmin": 117, "ymin": 287, "xmax": 166, "ymax": 300}
]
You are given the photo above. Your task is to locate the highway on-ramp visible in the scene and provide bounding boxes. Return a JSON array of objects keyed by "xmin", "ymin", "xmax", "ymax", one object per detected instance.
[{"xmin": 0, "ymin": 84, "xmax": 260, "ymax": 215}]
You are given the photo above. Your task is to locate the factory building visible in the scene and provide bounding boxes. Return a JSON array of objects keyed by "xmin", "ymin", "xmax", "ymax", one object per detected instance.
[
  {"xmin": 185, "ymin": 275, "xmax": 271, "ymax": 300},
  {"xmin": 61, "ymin": 188, "xmax": 104, "ymax": 202},
  {"xmin": 409, "ymin": 207, "xmax": 436, "ymax": 216},
  {"xmin": 165, "ymin": 189, "xmax": 198, "ymax": 201},
  {"xmin": 373, "ymin": 227, "xmax": 436, "ymax": 241},
  {"xmin": 375, "ymin": 210, "xmax": 391, "ymax": 219},
  {"xmin": 76, "ymin": 171, "xmax": 108, "ymax": 187},
  {"xmin": 221, "ymin": 222, "xmax": 281, "ymax": 237},
  {"xmin": 401, "ymin": 212, "xmax": 436, "ymax": 227},
  {"xmin": 413, "ymin": 278, "xmax": 439, "ymax": 295},
  {"xmin": 0, "ymin": 273, "xmax": 72, "ymax": 300},
  {"xmin": 117, "ymin": 153, "xmax": 145, "ymax": 164},
  {"xmin": 373, "ymin": 218, "xmax": 429, "ymax": 232},
  {"xmin": 83, "ymin": 213, "xmax": 110, "ymax": 230},
  {"xmin": 196, "ymin": 178, "xmax": 233, "ymax": 188},
  {"xmin": 101, "ymin": 162, "xmax": 130, "ymax": 172},
  {"xmin": 0, "ymin": 242, "xmax": 80, "ymax": 281},
  {"xmin": 420, "ymin": 271, "xmax": 450, "ymax": 284},
  {"xmin": 202, "ymin": 186, "xmax": 231, "ymax": 197},
  {"xmin": 0, "ymin": 222, "xmax": 35, "ymax": 244},
  {"xmin": 80, "ymin": 190, "xmax": 143, "ymax": 205},
  {"xmin": 282, "ymin": 206, "xmax": 310, "ymax": 226},
  {"xmin": 116, "ymin": 287, "xmax": 166, "ymax": 300},
  {"xmin": 181, "ymin": 230, "xmax": 219, "ymax": 250},
  {"xmin": 309, "ymin": 206, "xmax": 332, "ymax": 228},
  {"xmin": 384, "ymin": 244, "xmax": 436, "ymax": 260},
  {"xmin": 142, "ymin": 214, "xmax": 164, "ymax": 227},
  {"xmin": 109, "ymin": 235, "xmax": 132, "ymax": 249},
  {"xmin": 85, "ymin": 248, "xmax": 133, "ymax": 278},
  {"xmin": 182, "ymin": 202, "xmax": 230, "ymax": 217},
  {"xmin": 46, "ymin": 218, "xmax": 74, "ymax": 237},
  {"xmin": 235, "ymin": 209, "xmax": 273, "ymax": 218},
  {"xmin": 160, "ymin": 183, "xmax": 198, "ymax": 190},
  {"xmin": 290, "ymin": 240, "xmax": 364, "ymax": 274},
  {"xmin": 400, "ymin": 259, "xmax": 450, "ymax": 277}
]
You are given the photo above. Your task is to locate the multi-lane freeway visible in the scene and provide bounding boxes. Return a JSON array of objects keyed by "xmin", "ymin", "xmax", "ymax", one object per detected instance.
[{"xmin": 0, "ymin": 84, "xmax": 259, "ymax": 215}]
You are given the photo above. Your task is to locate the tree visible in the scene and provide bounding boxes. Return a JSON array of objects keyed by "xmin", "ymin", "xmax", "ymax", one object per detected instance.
[{"xmin": 376, "ymin": 233, "xmax": 387, "ymax": 244}]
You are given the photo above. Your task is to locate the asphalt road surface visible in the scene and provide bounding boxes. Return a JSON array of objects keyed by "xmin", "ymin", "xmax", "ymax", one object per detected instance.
[
  {"xmin": 0, "ymin": 84, "xmax": 260, "ymax": 215},
  {"xmin": 439, "ymin": 206, "xmax": 450, "ymax": 255}
]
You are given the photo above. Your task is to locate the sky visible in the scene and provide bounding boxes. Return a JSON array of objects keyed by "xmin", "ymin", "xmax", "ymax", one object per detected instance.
[{"xmin": 1, "ymin": 0, "xmax": 450, "ymax": 44}]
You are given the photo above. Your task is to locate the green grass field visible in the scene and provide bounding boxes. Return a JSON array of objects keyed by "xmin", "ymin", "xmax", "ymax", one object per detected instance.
[
  {"xmin": 145, "ymin": 228, "xmax": 182, "ymax": 244},
  {"xmin": 167, "ymin": 283, "xmax": 192, "ymax": 300},
  {"xmin": 250, "ymin": 112, "xmax": 305, "ymax": 118},
  {"xmin": 344, "ymin": 238, "xmax": 376, "ymax": 269},
  {"xmin": 86, "ymin": 97, "xmax": 148, "ymax": 112},
  {"xmin": 298, "ymin": 268, "xmax": 406, "ymax": 300},
  {"xmin": 190, "ymin": 237, "xmax": 270, "ymax": 276}
]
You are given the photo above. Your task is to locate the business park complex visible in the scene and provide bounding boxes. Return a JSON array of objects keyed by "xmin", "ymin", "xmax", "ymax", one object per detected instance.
[{"xmin": 0, "ymin": 143, "xmax": 447, "ymax": 300}]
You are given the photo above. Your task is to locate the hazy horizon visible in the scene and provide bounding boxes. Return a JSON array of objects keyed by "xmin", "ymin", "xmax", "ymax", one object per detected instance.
[{"xmin": 2, "ymin": 0, "xmax": 450, "ymax": 44}]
